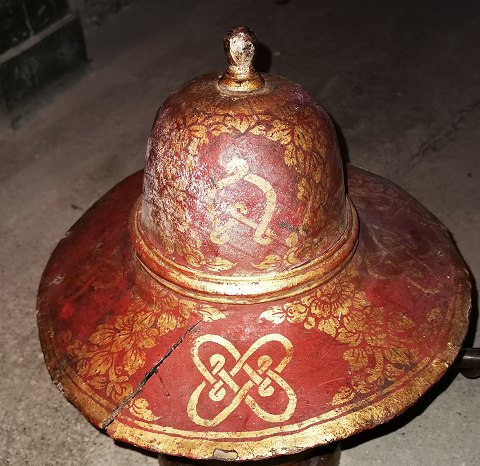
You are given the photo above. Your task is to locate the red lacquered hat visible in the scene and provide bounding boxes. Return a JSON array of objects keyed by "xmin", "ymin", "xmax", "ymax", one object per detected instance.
[{"xmin": 37, "ymin": 27, "xmax": 471, "ymax": 461}]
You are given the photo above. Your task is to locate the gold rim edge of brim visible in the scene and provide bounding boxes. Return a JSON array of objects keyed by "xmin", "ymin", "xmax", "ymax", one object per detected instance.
[
  {"xmin": 35, "ymin": 167, "xmax": 472, "ymax": 459},
  {"xmin": 37, "ymin": 302, "xmax": 115, "ymax": 427},
  {"xmin": 107, "ymin": 344, "xmax": 465, "ymax": 460},
  {"xmin": 37, "ymin": 274, "xmax": 470, "ymax": 457},
  {"xmin": 105, "ymin": 289, "xmax": 471, "ymax": 461},
  {"xmin": 36, "ymin": 217, "xmax": 472, "ymax": 458}
]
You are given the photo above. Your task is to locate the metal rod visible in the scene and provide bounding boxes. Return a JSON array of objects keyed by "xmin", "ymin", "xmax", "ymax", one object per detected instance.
[{"xmin": 456, "ymin": 348, "xmax": 480, "ymax": 379}]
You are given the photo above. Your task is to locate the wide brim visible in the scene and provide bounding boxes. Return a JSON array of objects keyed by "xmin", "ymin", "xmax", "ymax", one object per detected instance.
[{"xmin": 37, "ymin": 165, "xmax": 470, "ymax": 461}]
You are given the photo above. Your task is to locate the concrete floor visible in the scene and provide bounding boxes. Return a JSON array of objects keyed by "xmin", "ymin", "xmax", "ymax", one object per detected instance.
[{"xmin": 1, "ymin": 0, "xmax": 479, "ymax": 464}]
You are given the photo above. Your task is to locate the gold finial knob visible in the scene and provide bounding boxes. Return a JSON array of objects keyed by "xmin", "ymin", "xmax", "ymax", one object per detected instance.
[{"xmin": 218, "ymin": 26, "xmax": 265, "ymax": 92}]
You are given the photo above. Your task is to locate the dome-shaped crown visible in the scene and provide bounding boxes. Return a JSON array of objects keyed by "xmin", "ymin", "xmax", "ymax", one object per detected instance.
[{"xmin": 130, "ymin": 27, "xmax": 358, "ymax": 304}]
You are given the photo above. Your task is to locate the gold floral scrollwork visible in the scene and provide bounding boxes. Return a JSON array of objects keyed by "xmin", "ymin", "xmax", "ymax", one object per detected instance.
[
  {"xmin": 175, "ymin": 238, "xmax": 237, "ymax": 272},
  {"xmin": 128, "ymin": 398, "xmax": 160, "ymax": 421},
  {"xmin": 150, "ymin": 105, "xmax": 327, "ymax": 270},
  {"xmin": 259, "ymin": 264, "xmax": 426, "ymax": 406},
  {"xmin": 57, "ymin": 293, "xmax": 225, "ymax": 403},
  {"xmin": 252, "ymin": 232, "xmax": 315, "ymax": 271}
]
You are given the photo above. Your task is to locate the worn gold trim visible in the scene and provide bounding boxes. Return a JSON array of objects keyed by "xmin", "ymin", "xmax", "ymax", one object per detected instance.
[
  {"xmin": 130, "ymin": 197, "xmax": 359, "ymax": 304},
  {"xmin": 106, "ymin": 289, "xmax": 469, "ymax": 460},
  {"xmin": 37, "ymin": 167, "xmax": 471, "ymax": 462},
  {"xmin": 37, "ymin": 310, "xmax": 116, "ymax": 428},
  {"xmin": 107, "ymin": 341, "xmax": 465, "ymax": 460}
]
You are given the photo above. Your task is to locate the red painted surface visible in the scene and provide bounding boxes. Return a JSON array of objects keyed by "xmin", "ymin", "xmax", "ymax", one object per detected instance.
[
  {"xmin": 36, "ymin": 28, "xmax": 470, "ymax": 460},
  {"xmin": 38, "ymin": 166, "xmax": 470, "ymax": 459}
]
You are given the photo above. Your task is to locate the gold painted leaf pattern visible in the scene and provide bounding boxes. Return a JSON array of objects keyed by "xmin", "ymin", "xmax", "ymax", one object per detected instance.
[
  {"xmin": 149, "ymin": 105, "xmax": 327, "ymax": 273},
  {"xmin": 89, "ymin": 351, "xmax": 114, "ymax": 376},
  {"xmin": 258, "ymin": 259, "xmax": 430, "ymax": 407},
  {"xmin": 344, "ymin": 348, "xmax": 369, "ymax": 371},
  {"xmin": 198, "ymin": 305, "xmax": 226, "ymax": 322},
  {"xmin": 284, "ymin": 302, "xmax": 308, "ymax": 324},
  {"xmin": 285, "ymin": 232, "xmax": 299, "ymax": 248},
  {"xmin": 259, "ymin": 306, "xmax": 286, "ymax": 324},
  {"xmin": 317, "ymin": 318, "xmax": 339, "ymax": 337},
  {"xmin": 252, "ymin": 233, "xmax": 316, "ymax": 272},
  {"xmin": 205, "ymin": 257, "xmax": 237, "ymax": 272},
  {"xmin": 89, "ymin": 325, "xmax": 115, "ymax": 346},
  {"xmin": 387, "ymin": 312, "xmax": 415, "ymax": 332},
  {"xmin": 385, "ymin": 364, "xmax": 406, "ymax": 382},
  {"xmin": 58, "ymin": 288, "xmax": 223, "ymax": 403},
  {"xmin": 123, "ymin": 351, "xmax": 145, "ymax": 375},
  {"xmin": 89, "ymin": 376, "xmax": 106, "ymax": 390},
  {"xmin": 384, "ymin": 347, "xmax": 412, "ymax": 366},
  {"xmin": 304, "ymin": 316, "xmax": 316, "ymax": 330},
  {"xmin": 253, "ymin": 254, "xmax": 282, "ymax": 270},
  {"xmin": 332, "ymin": 386, "xmax": 355, "ymax": 405},
  {"xmin": 157, "ymin": 313, "xmax": 178, "ymax": 336},
  {"xmin": 106, "ymin": 381, "xmax": 131, "ymax": 402},
  {"xmin": 128, "ymin": 398, "xmax": 160, "ymax": 421}
]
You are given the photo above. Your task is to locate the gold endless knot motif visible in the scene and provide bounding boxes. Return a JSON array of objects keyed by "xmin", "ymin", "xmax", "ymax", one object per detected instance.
[{"xmin": 187, "ymin": 334, "xmax": 297, "ymax": 426}]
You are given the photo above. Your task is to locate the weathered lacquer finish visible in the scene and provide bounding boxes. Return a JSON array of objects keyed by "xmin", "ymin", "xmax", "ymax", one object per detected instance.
[
  {"xmin": 37, "ymin": 27, "xmax": 471, "ymax": 461},
  {"xmin": 37, "ymin": 167, "xmax": 470, "ymax": 459}
]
